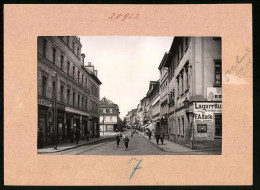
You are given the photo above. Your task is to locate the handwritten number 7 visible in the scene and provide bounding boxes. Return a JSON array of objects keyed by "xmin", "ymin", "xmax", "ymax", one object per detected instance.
[{"xmin": 129, "ymin": 158, "xmax": 143, "ymax": 180}]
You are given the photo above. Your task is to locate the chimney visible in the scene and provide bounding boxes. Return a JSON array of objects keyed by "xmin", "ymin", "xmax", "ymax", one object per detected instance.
[
  {"xmin": 81, "ymin": 53, "xmax": 86, "ymax": 64},
  {"xmin": 88, "ymin": 62, "xmax": 91, "ymax": 66}
]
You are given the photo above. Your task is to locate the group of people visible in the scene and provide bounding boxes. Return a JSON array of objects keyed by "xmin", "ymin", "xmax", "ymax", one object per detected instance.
[
  {"xmin": 70, "ymin": 128, "xmax": 84, "ymax": 144},
  {"xmin": 115, "ymin": 132, "xmax": 130, "ymax": 150},
  {"xmin": 145, "ymin": 128, "xmax": 165, "ymax": 145}
]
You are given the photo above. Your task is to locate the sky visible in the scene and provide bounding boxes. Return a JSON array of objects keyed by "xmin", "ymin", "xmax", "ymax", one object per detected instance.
[{"xmin": 79, "ymin": 36, "xmax": 173, "ymax": 118}]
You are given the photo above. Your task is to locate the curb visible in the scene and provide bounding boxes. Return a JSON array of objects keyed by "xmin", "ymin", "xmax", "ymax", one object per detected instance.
[
  {"xmin": 139, "ymin": 133, "xmax": 167, "ymax": 152},
  {"xmin": 38, "ymin": 134, "xmax": 117, "ymax": 154}
]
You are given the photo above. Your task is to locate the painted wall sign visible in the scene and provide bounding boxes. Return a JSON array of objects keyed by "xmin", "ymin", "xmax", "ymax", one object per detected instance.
[
  {"xmin": 194, "ymin": 102, "xmax": 222, "ymax": 112},
  {"xmin": 197, "ymin": 124, "xmax": 207, "ymax": 133},
  {"xmin": 207, "ymin": 87, "xmax": 222, "ymax": 101},
  {"xmin": 38, "ymin": 98, "xmax": 52, "ymax": 107}
]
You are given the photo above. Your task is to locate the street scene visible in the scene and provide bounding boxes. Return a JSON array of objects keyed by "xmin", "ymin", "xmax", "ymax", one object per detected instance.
[{"xmin": 37, "ymin": 36, "xmax": 222, "ymax": 155}]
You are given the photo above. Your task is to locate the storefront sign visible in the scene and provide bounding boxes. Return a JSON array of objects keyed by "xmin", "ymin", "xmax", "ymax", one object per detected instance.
[
  {"xmin": 194, "ymin": 102, "xmax": 222, "ymax": 112},
  {"xmin": 74, "ymin": 115, "xmax": 80, "ymax": 119},
  {"xmin": 38, "ymin": 98, "xmax": 52, "ymax": 107},
  {"xmin": 207, "ymin": 87, "xmax": 222, "ymax": 101}
]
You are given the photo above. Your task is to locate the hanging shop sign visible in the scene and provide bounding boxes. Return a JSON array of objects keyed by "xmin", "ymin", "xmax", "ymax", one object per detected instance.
[
  {"xmin": 38, "ymin": 98, "xmax": 52, "ymax": 107},
  {"xmin": 207, "ymin": 87, "xmax": 222, "ymax": 101}
]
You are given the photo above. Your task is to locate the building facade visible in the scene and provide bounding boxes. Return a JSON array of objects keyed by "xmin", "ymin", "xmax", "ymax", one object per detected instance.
[
  {"xmin": 158, "ymin": 53, "xmax": 169, "ymax": 140},
  {"xmin": 99, "ymin": 97, "xmax": 120, "ymax": 132},
  {"xmin": 165, "ymin": 37, "xmax": 222, "ymax": 149},
  {"xmin": 146, "ymin": 81, "xmax": 160, "ymax": 132},
  {"xmin": 37, "ymin": 36, "xmax": 101, "ymax": 147}
]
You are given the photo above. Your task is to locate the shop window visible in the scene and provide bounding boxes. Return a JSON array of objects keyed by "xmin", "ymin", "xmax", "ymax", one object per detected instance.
[
  {"xmin": 214, "ymin": 61, "xmax": 222, "ymax": 86},
  {"xmin": 42, "ymin": 76, "xmax": 47, "ymax": 97},
  {"xmin": 215, "ymin": 114, "xmax": 222, "ymax": 136},
  {"xmin": 182, "ymin": 117, "xmax": 184, "ymax": 136},
  {"xmin": 60, "ymin": 55, "xmax": 64, "ymax": 71},
  {"xmin": 52, "ymin": 47, "xmax": 56, "ymax": 64},
  {"xmin": 60, "ymin": 85, "xmax": 64, "ymax": 103},
  {"xmin": 43, "ymin": 39, "xmax": 47, "ymax": 58}
]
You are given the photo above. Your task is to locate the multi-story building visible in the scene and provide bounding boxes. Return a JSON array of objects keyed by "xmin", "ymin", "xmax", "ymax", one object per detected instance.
[
  {"xmin": 146, "ymin": 81, "xmax": 160, "ymax": 132},
  {"xmin": 37, "ymin": 36, "xmax": 102, "ymax": 146},
  {"xmin": 165, "ymin": 37, "xmax": 222, "ymax": 149},
  {"xmin": 158, "ymin": 53, "xmax": 169, "ymax": 140},
  {"xmin": 99, "ymin": 97, "xmax": 120, "ymax": 132}
]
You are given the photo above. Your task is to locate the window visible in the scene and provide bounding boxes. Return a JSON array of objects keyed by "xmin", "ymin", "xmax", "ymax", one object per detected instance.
[
  {"xmin": 52, "ymin": 48, "xmax": 56, "ymax": 64},
  {"xmin": 73, "ymin": 42, "xmax": 75, "ymax": 53},
  {"xmin": 180, "ymin": 41, "xmax": 183, "ymax": 57},
  {"xmin": 67, "ymin": 89, "xmax": 70, "ymax": 105},
  {"xmin": 42, "ymin": 76, "xmax": 47, "ymax": 97},
  {"xmin": 82, "ymin": 97, "xmax": 84, "ymax": 109},
  {"xmin": 185, "ymin": 66, "xmax": 189, "ymax": 90},
  {"xmin": 67, "ymin": 61, "xmax": 70, "ymax": 75},
  {"xmin": 82, "ymin": 74, "xmax": 83, "ymax": 84},
  {"xmin": 60, "ymin": 55, "xmax": 64, "ymax": 71},
  {"xmin": 78, "ymin": 71, "xmax": 80, "ymax": 82},
  {"xmin": 60, "ymin": 85, "xmax": 64, "ymax": 103},
  {"xmin": 77, "ymin": 47, "xmax": 80, "ymax": 57},
  {"xmin": 73, "ymin": 66, "xmax": 75, "ymax": 79},
  {"xmin": 67, "ymin": 36, "xmax": 69, "ymax": 45},
  {"xmin": 85, "ymin": 77, "xmax": 88, "ymax": 87},
  {"xmin": 215, "ymin": 114, "xmax": 222, "ymax": 136},
  {"xmin": 52, "ymin": 82, "xmax": 56, "ymax": 99},
  {"xmin": 78, "ymin": 94, "xmax": 80, "ymax": 108},
  {"xmin": 73, "ymin": 92, "xmax": 75, "ymax": 106},
  {"xmin": 215, "ymin": 61, "xmax": 222, "ymax": 86},
  {"xmin": 85, "ymin": 98, "xmax": 88, "ymax": 111},
  {"xmin": 43, "ymin": 39, "xmax": 47, "ymax": 57}
]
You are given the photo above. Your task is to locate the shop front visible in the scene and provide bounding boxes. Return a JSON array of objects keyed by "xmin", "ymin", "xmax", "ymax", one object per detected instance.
[
  {"xmin": 73, "ymin": 114, "xmax": 81, "ymax": 132},
  {"xmin": 189, "ymin": 102, "xmax": 222, "ymax": 149},
  {"xmin": 38, "ymin": 98, "xmax": 53, "ymax": 147},
  {"xmin": 82, "ymin": 116, "xmax": 89, "ymax": 138}
]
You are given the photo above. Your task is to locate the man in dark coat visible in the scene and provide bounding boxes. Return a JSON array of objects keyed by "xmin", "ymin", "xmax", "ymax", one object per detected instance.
[{"xmin": 75, "ymin": 129, "xmax": 81, "ymax": 144}]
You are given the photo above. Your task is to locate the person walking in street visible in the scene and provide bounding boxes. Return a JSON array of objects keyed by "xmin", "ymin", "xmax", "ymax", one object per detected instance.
[
  {"xmin": 160, "ymin": 130, "xmax": 165, "ymax": 145},
  {"xmin": 148, "ymin": 129, "xmax": 152, "ymax": 140},
  {"xmin": 86, "ymin": 130, "xmax": 90, "ymax": 141},
  {"xmin": 123, "ymin": 134, "xmax": 129, "ymax": 150},
  {"xmin": 115, "ymin": 134, "xmax": 121, "ymax": 148},
  {"xmin": 131, "ymin": 130, "xmax": 133, "ymax": 137},
  {"xmin": 70, "ymin": 129, "xmax": 74, "ymax": 143},
  {"xmin": 155, "ymin": 130, "xmax": 160, "ymax": 145},
  {"xmin": 75, "ymin": 128, "xmax": 81, "ymax": 144}
]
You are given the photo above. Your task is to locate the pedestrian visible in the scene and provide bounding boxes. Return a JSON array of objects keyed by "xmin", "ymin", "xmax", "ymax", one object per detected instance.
[
  {"xmin": 131, "ymin": 130, "xmax": 133, "ymax": 137},
  {"xmin": 160, "ymin": 130, "xmax": 165, "ymax": 145},
  {"xmin": 123, "ymin": 135, "xmax": 129, "ymax": 150},
  {"xmin": 75, "ymin": 128, "xmax": 81, "ymax": 144},
  {"xmin": 119, "ymin": 132, "xmax": 122, "ymax": 139},
  {"xmin": 155, "ymin": 130, "xmax": 160, "ymax": 145},
  {"xmin": 115, "ymin": 134, "xmax": 121, "ymax": 148},
  {"xmin": 148, "ymin": 130, "xmax": 152, "ymax": 140},
  {"xmin": 37, "ymin": 128, "xmax": 44, "ymax": 148},
  {"xmin": 70, "ymin": 129, "xmax": 74, "ymax": 143}
]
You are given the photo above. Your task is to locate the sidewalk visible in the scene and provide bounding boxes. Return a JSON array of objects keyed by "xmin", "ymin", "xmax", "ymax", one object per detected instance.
[
  {"xmin": 38, "ymin": 132, "xmax": 118, "ymax": 154},
  {"xmin": 139, "ymin": 132, "xmax": 221, "ymax": 153}
]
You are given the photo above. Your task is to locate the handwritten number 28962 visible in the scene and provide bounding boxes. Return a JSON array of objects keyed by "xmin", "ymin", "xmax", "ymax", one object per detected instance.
[{"xmin": 108, "ymin": 13, "xmax": 139, "ymax": 21}]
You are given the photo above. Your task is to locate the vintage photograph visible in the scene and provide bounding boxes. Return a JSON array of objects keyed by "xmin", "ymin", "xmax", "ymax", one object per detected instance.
[{"xmin": 37, "ymin": 36, "xmax": 222, "ymax": 155}]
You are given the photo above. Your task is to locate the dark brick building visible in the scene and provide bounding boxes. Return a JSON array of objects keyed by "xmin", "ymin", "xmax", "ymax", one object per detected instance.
[{"xmin": 37, "ymin": 36, "xmax": 102, "ymax": 147}]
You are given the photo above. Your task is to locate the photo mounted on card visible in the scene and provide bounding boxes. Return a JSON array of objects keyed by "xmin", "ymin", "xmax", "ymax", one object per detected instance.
[{"xmin": 4, "ymin": 4, "xmax": 252, "ymax": 186}]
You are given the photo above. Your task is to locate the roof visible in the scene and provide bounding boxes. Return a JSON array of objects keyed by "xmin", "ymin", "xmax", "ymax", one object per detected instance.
[
  {"xmin": 81, "ymin": 65, "xmax": 102, "ymax": 85},
  {"xmin": 100, "ymin": 97, "xmax": 118, "ymax": 107},
  {"xmin": 158, "ymin": 52, "xmax": 168, "ymax": 70}
]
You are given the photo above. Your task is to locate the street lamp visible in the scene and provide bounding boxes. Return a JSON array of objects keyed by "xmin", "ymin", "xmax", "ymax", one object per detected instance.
[{"xmin": 183, "ymin": 97, "xmax": 195, "ymax": 149}]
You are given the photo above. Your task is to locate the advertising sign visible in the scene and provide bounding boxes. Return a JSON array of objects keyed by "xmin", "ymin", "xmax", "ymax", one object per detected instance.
[
  {"xmin": 207, "ymin": 87, "xmax": 222, "ymax": 101},
  {"xmin": 38, "ymin": 98, "xmax": 52, "ymax": 107},
  {"xmin": 194, "ymin": 102, "xmax": 222, "ymax": 122}
]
